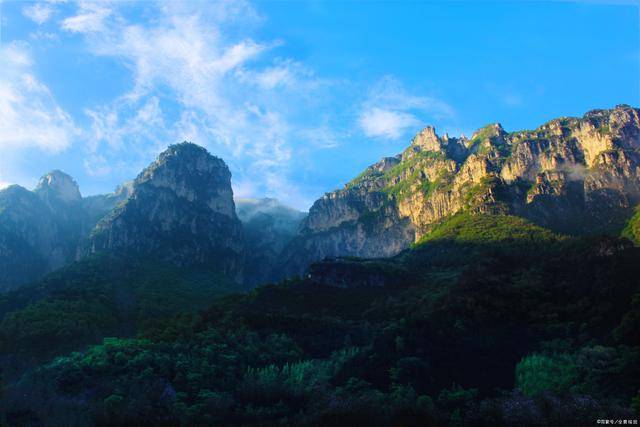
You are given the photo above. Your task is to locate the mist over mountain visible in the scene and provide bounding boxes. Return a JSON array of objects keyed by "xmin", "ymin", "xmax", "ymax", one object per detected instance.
[{"xmin": 236, "ymin": 198, "xmax": 307, "ymax": 286}]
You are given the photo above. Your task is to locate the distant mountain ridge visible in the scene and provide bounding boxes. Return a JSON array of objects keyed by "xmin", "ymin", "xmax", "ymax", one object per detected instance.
[
  {"xmin": 0, "ymin": 145, "xmax": 303, "ymax": 291},
  {"xmin": 278, "ymin": 105, "xmax": 640, "ymax": 278}
]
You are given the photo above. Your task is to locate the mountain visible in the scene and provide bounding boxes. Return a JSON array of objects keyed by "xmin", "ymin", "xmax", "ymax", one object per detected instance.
[
  {"xmin": 279, "ymin": 105, "xmax": 640, "ymax": 278},
  {"xmin": 0, "ymin": 171, "xmax": 126, "ymax": 291},
  {"xmin": 0, "ymin": 107, "xmax": 639, "ymax": 426},
  {"xmin": 0, "ymin": 144, "xmax": 302, "ymax": 291},
  {"xmin": 236, "ymin": 198, "xmax": 307, "ymax": 286},
  {"xmin": 85, "ymin": 142, "xmax": 245, "ymax": 282}
]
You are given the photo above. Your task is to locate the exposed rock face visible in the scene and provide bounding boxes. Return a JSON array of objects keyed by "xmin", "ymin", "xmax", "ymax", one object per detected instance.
[
  {"xmin": 0, "ymin": 171, "xmax": 125, "ymax": 291},
  {"xmin": 34, "ymin": 171, "xmax": 87, "ymax": 269},
  {"xmin": 236, "ymin": 198, "xmax": 306, "ymax": 286},
  {"xmin": 86, "ymin": 143, "xmax": 245, "ymax": 282},
  {"xmin": 35, "ymin": 170, "xmax": 82, "ymax": 205},
  {"xmin": 280, "ymin": 105, "xmax": 640, "ymax": 278}
]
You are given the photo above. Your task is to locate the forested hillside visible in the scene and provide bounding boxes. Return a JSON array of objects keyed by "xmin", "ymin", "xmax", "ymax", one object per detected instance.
[{"xmin": 2, "ymin": 213, "xmax": 638, "ymax": 426}]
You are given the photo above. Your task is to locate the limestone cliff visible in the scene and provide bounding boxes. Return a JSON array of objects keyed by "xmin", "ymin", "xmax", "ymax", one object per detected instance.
[
  {"xmin": 86, "ymin": 143, "xmax": 245, "ymax": 282},
  {"xmin": 279, "ymin": 105, "xmax": 640, "ymax": 278}
]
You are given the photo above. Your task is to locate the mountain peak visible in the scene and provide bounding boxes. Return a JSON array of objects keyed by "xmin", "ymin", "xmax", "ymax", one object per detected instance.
[
  {"xmin": 411, "ymin": 126, "xmax": 442, "ymax": 152},
  {"xmin": 470, "ymin": 123, "xmax": 506, "ymax": 140},
  {"xmin": 162, "ymin": 141, "xmax": 211, "ymax": 158},
  {"xmin": 136, "ymin": 142, "xmax": 234, "ymax": 217},
  {"xmin": 86, "ymin": 142, "xmax": 244, "ymax": 281},
  {"xmin": 34, "ymin": 170, "xmax": 81, "ymax": 203}
]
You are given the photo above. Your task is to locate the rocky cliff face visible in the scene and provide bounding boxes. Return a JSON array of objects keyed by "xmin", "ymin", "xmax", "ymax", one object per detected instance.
[
  {"xmin": 279, "ymin": 105, "xmax": 640, "ymax": 278},
  {"xmin": 0, "ymin": 171, "xmax": 126, "ymax": 291},
  {"xmin": 86, "ymin": 143, "xmax": 245, "ymax": 282},
  {"xmin": 0, "ymin": 185, "xmax": 54, "ymax": 290},
  {"xmin": 236, "ymin": 198, "xmax": 306, "ymax": 286}
]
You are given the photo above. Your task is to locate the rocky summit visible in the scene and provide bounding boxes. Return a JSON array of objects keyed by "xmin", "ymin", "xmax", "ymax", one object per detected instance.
[
  {"xmin": 34, "ymin": 170, "xmax": 82, "ymax": 205},
  {"xmin": 86, "ymin": 142, "xmax": 245, "ymax": 282},
  {"xmin": 278, "ymin": 105, "xmax": 640, "ymax": 278}
]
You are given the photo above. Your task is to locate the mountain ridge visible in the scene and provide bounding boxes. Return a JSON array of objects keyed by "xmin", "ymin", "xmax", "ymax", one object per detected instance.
[
  {"xmin": 278, "ymin": 104, "xmax": 640, "ymax": 278},
  {"xmin": 1, "ymin": 105, "xmax": 638, "ymax": 289}
]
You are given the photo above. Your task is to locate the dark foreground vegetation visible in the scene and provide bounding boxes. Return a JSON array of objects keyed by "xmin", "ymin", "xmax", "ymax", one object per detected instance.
[{"xmin": 1, "ymin": 213, "xmax": 639, "ymax": 426}]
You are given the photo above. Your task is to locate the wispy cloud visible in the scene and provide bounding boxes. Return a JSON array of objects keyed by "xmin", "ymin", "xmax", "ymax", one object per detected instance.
[
  {"xmin": 359, "ymin": 108, "xmax": 421, "ymax": 139},
  {"xmin": 57, "ymin": 0, "xmax": 329, "ymax": 208},
  {"xmin": 61, "ymin": 1, "xmax": 112, "ymax": 33},
  {"xmin": 357, "ymin": 76, "xmax": 454, "ymax": 140},
  {"xmin": 236, "ymin": 58, "xmax": 316, "ymax": 90},
  {"xmin": 0, "ymin": 42, "xmax": 78, "ymax": 153}
]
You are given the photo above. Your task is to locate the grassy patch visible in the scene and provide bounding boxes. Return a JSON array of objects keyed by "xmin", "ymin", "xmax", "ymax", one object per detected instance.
[
  {"xmin": 414, "ymin": 212, "xmax": 564, "ymax": 247},
  {"xmin": 621, "ymin": 206, "xmax": 640, "ymax": 245}
]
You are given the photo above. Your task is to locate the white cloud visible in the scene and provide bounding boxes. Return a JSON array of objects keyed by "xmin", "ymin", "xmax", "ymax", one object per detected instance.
[
  {"xmin": 23, "ymin": 3, "xmax": 54, "ymax": 25},
  {"xmin": 237, "ymin": 59, "xmax": 313, "ymax": 89},
  {"xmin": 0, "ymin": 181, "xmax": 10, "ymax": 190},
  {"xmin": 359, "ymin": 108, "xmax": 420, "ymax": 139},
  {"xmin": 61, "ymin": 2, "xmax": 112, "ymax": 33},
  {"xmin": 2, "ymin": 43, "xmax": 32, "ymax": 66},
  {"xmin": 59, "ymin": 0, "xmax": 326, "ymax": 209},
  {"xmin": 232, "ymin": 178, "xmax": 258, "ymax": 199},
  {"xmin": 0, "ymin": 43, "xmax": 78, "ymax": 153},
  {"xmin": 83, "ymin": 154, "xmax": 112, "ymax": 177},
  {"xmin": 297, "ymin": 125, "xmax": 343, "ymax": 149},
  {"xmin": 357, "ymin": 76, "xmax": 454, "ymax": 140}
]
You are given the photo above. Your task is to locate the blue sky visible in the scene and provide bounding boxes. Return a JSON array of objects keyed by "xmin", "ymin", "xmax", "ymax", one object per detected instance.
[{"xmin": 0, "ymin": 0, "xmax": 638, "ymax": 209}]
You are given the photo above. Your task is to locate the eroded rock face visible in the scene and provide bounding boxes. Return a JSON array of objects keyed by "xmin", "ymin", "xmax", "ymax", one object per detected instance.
[
  {"xmin": 35, "ymin": 170, "xmax": 82, "ymax": 204},
  {"xmin": 86, "ymin": 143, "xmax": 245, "ymax": 282},
  {"xmin": 280, "ymin": 105, "xmax": 640, "ymax": 278}
]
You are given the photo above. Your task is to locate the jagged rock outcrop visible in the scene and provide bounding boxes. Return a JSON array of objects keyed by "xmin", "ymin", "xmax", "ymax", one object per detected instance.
[
  {"xmin": 85, "ymin": 143, "xmax": 245, "ymax": 282},
  {"xmin": 280, "ymin": 105, "xmax": 640, "ymax": 278},
  {"xmin": 236, "ymin": 198, "xmax": 306, "ymax": 286}
]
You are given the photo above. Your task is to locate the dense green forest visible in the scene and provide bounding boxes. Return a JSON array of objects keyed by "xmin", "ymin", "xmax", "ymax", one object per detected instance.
[{"xmin": 1, "ymin": 213, "xmax": 639, "ymax": 426}]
